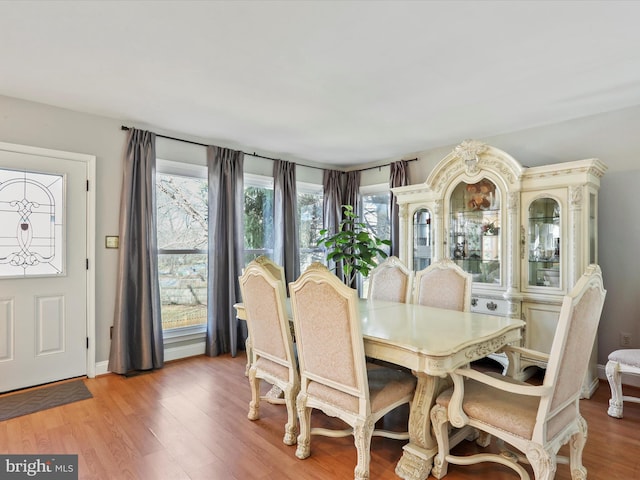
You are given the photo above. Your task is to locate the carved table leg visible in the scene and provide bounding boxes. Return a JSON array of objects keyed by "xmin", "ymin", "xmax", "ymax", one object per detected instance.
[{"xmin": 395, "ymin": 372, "xmax": 447, "ymax": 480}]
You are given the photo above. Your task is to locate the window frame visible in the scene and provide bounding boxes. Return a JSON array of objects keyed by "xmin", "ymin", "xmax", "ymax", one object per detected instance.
[
  {"xmin": 297, "ymin": 180, "xmax": 324, "ymax": 272},
  {"xmin": 359, "ymin": 182, "xmax": 391, "ymax": 247},
  {"xmin": 243, "ymin": 173, "xmax": 275, "ymax": 262},
  {"xmin": 359, "ymin": 182, "xmax": 392, "ymax": 296},
  {"xmin": 156, "ymin": 159, "xmax": 208, "ymax": 340}
]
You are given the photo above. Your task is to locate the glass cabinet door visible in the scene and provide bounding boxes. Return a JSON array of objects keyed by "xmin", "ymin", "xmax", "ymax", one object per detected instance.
[
  {"xmin": 413, "ymin": 208, "xmax": 431, "ymax": 271},
  {"xmin": 448, "ymin": 179, "xmax": 501, "ymax": 284},
  {"xmin": 527, "ymin": 197, "xmax": 560, "ymax": 287}
]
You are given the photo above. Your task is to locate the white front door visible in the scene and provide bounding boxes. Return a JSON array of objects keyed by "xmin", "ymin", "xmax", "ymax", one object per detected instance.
[{"xmin": 0, "ymin": 145, "xmax": 90, "ymax": 392}]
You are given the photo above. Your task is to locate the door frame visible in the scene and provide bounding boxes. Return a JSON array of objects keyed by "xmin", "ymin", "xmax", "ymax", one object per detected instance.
[{"xmin": 0, "ymin": 141, "xmax": 96, "ymax": 379}]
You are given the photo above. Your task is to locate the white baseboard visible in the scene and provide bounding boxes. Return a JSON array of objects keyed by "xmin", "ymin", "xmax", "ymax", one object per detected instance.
[
  {"xmin": 92, "ymin": 341, "xmax": 206, "ymax": 376},
  {"xmin": 94, "ymin": 360, "xmax": 110, "ymax": 377},
  {"xmin": 164, "ymin": 342, "xmax": 206, "ymax": 362},
  {"xmin": 97, "ymin": 358, "xmax": 635, "ymax": 388}
]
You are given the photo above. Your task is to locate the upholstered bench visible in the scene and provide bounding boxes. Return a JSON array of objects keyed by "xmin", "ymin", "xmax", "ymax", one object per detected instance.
[{"xmin": 606, "ymin": 349, "xmax": 640, "ymax": 418}]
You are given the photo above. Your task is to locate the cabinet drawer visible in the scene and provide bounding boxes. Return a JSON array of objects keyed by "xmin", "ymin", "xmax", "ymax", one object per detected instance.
[{"xmin": 470, "ymin": 296, "xmax": 509, "ymax": 316}]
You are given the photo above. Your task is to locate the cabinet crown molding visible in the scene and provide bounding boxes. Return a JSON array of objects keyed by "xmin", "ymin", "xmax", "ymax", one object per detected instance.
[{"xmin": 427, "ymin": 140, "xmax": 524, "ymax": 194}]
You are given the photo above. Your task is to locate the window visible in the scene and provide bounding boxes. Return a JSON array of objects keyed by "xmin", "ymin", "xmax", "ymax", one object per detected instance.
[
  {"xmin": 360, "ymin": 184, "xmax": 391, "ymax": 296},
  {"xmin": 0, "ymin": 168, "xmax": 64, "ymax": 277},
  {"xmin": 244, "ymin": 174, "xmax": 274, "ymax": 265},
  {"xmin": 243, "ymin": 174, "xmax": 323, "ymax": 274},
  {"xmin": 360, "ymin": 184, "xmax": 391, "ymax": 253},
  {"xmin": 156, "ymin": 161, "xmax": 208, "ymax": 332},
  {"xmin": 297, "ymin": 182, "xmax": 324, "ymax": 272}
]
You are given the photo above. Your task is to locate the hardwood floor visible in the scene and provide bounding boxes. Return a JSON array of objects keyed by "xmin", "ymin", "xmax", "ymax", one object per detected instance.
[{"xmin": 1, "ymin": 353, "xmax": 639, "ymax": 479}]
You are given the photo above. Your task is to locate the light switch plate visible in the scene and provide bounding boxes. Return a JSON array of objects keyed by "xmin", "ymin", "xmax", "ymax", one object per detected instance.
[{"xmin": 105, "ymin": 236, "xmax": 119, "ymax": 249}]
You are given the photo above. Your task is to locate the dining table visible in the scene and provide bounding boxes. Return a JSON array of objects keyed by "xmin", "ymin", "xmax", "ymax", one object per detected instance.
[{"xmin": 234, "ymin": 298, "xmax": 524, "ymax": 480}]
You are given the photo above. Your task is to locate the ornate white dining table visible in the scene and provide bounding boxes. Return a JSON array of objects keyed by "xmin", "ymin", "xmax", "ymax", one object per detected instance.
[{"xmin": 234, "ymin": 298, "xmax": 524, "ymax": 480}]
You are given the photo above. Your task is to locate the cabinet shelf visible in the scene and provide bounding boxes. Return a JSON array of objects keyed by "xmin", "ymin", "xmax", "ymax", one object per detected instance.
[
  {"xmin": 529, "ymin": 218, "xmax": 559, "ymax": 222},
  {"xmin": 457, "ymin": 207, "xmax": 500, "ymax": 214},
  {"xmin": 453, "ymin": 258, "xmax": 500, "ymax": 264}
]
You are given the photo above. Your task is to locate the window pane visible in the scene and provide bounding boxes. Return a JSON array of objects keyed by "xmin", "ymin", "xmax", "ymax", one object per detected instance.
[
  {"xmin": 0, "ymin": 168, "xmax": 64, "ymax": 277},
  {"xmin": 158, "ymin": 253, "xmax": 207, "ymax": 329},
  {"xmin": 360, "ymin": 191, "xmax": 391, "ymax": 296},
  {"xmin": 157, "ymin": 173, "xmax": 208, "ymax": 250},
  {"xmin": 361, "ymin": 192, "xmax": 391, "ymax": 253},
  {"xmin": 298, "ymin": 190, "xmax": 324, "ymax": 272},
  {"xmin": 156, "ymin": 171, "xmax": 208, "ymax": 331},
  {"xmin": 244, "ymin": 185, "xmax": 274, "ymax": 264}
]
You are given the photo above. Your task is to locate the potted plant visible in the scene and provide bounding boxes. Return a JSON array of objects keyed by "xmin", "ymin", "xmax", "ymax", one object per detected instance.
[{"xmin": 317, "ymin": 205, "xmax": 391, "ymax": 286}]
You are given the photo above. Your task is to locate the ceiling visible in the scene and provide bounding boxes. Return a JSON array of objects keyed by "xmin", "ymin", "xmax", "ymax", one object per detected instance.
[{"xmin": 2, "ymin": 1, "xmax": 640, "ymax": 167}]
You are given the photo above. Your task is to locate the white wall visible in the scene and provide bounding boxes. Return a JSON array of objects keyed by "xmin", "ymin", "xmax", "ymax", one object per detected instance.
[
  {"xmin": 0, "ymin": 95, "xmax": 123, "ymax": 363},
  {"xmin": 1, "ymin": 93, "xmax": 638, "ymax": 371}
]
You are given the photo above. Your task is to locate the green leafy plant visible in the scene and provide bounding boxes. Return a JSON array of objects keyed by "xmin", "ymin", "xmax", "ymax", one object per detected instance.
[{"xmin": 317, "ymin": 205, "xmax": 391, "ymax": 286}]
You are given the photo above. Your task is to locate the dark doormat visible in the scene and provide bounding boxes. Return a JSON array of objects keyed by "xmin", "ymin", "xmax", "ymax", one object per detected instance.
[{"xmin": 0, "ymin": 380, "xmax": 92, "ymax": 421}]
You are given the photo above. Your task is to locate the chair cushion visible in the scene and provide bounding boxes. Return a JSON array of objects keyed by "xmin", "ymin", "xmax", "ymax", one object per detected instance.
[
  {"xmin": 608, "ymin": 349, "xmax": 640, "ymax": 368},
  {"xmin": 255, "ymin": 357, "xmax": 291, "ymax": 382},
  {"xmin": 307, "ymin": 364, "xmax": 416, "ymax": 415},
  {"xmin": 436, "ymin": 372, "xmax": 576, "ymax": 440},
  {"xmin": 368, "ymin": 364, "xmax": 416, "ymax": 414}
]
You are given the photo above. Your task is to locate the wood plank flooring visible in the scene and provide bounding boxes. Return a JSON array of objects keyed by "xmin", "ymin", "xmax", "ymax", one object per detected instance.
[{"xmin": 1, "ymin": 353, "xmax": 639, "ymax": 479}]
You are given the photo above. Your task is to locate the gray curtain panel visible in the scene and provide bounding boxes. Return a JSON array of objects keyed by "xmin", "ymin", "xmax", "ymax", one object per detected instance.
[
  {"xmin": 273, "ymin": 160, "xmax": 300, "ymax": 285},
  {"xmin": 108, "ymin": 128, "xmax": 164, "ymax": 375},
  {"xmin": 206, "ymin": 145, "xmax": 246, "ymax": 357},
  {"xmin": 322, "ymin": 169, "xmax": 343, "ymax": 279},
  {"xmin": 390, "ymin": 160, "xmax": 409, "ymax": 257},
  {"xmin": 344, "ymin": 170, "xmax": 360, "ymax": 213},
  {"xmin": 322, "ymin": 169, "xmax": 343, "ymax": 236},
  {"xmin": 344, "ymin": 170, "xmax": 361, "ymax": 289}
]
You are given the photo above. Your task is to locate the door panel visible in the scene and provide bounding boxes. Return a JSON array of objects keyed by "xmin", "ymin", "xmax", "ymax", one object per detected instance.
[
  {"xmin": 36, "ymin": 295, "xmax": 65, "ymax": 355},
  {"xmin": 0, "ymin": 149, "xmax": 87, "ymax": 392},
  {"xmin": 0, "ymin": 298, "xmax": 13, "ymax": 361}
]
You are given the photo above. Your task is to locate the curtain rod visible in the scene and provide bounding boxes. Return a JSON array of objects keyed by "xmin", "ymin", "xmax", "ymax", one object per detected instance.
[
  {"xmin": 121, "ymin": 125, "xmax": 417, "ymax": 173},
  {"xmin": 356, "ymin": 158, "xmax": 417, "ymax": 173}
]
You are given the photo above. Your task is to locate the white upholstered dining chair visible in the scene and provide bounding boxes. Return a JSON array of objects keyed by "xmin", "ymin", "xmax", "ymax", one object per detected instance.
[
  {"xmin": 606, "ymin": 349, "xmax": 640, "ymax": 418},
  {"xmin": 430, "ymin": 264, "xmax": 606, "ymax": 480},
  {"xmin": 242, "ymin": 255, "xmax": 291, "ymax": 374},
  {"xmin": 289, "ymin": 263, "xmax": 417, "ymax": 480},
  {"xmin": 367, "ymin": 255, "xmax": 413, "ymax": 303},
  {"xmin": 413, "ymin": 258, "xmax": 472, "ymax": 311},
  {"xmin": 254, "ymin": 254, "xmax": 286, "ymax": 283},
  {"xmin": 238, "ymin": 260, "xmax": 299, "ymax": 445}
]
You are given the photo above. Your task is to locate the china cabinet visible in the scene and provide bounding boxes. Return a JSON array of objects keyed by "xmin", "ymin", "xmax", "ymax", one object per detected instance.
[
  {"xmin": 392, "ymin": 140, "xmax": 606, "ymax": 398},
  {"xmin": 412, "ymin": 208, "xmax": 432, "ymax": 271}
]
